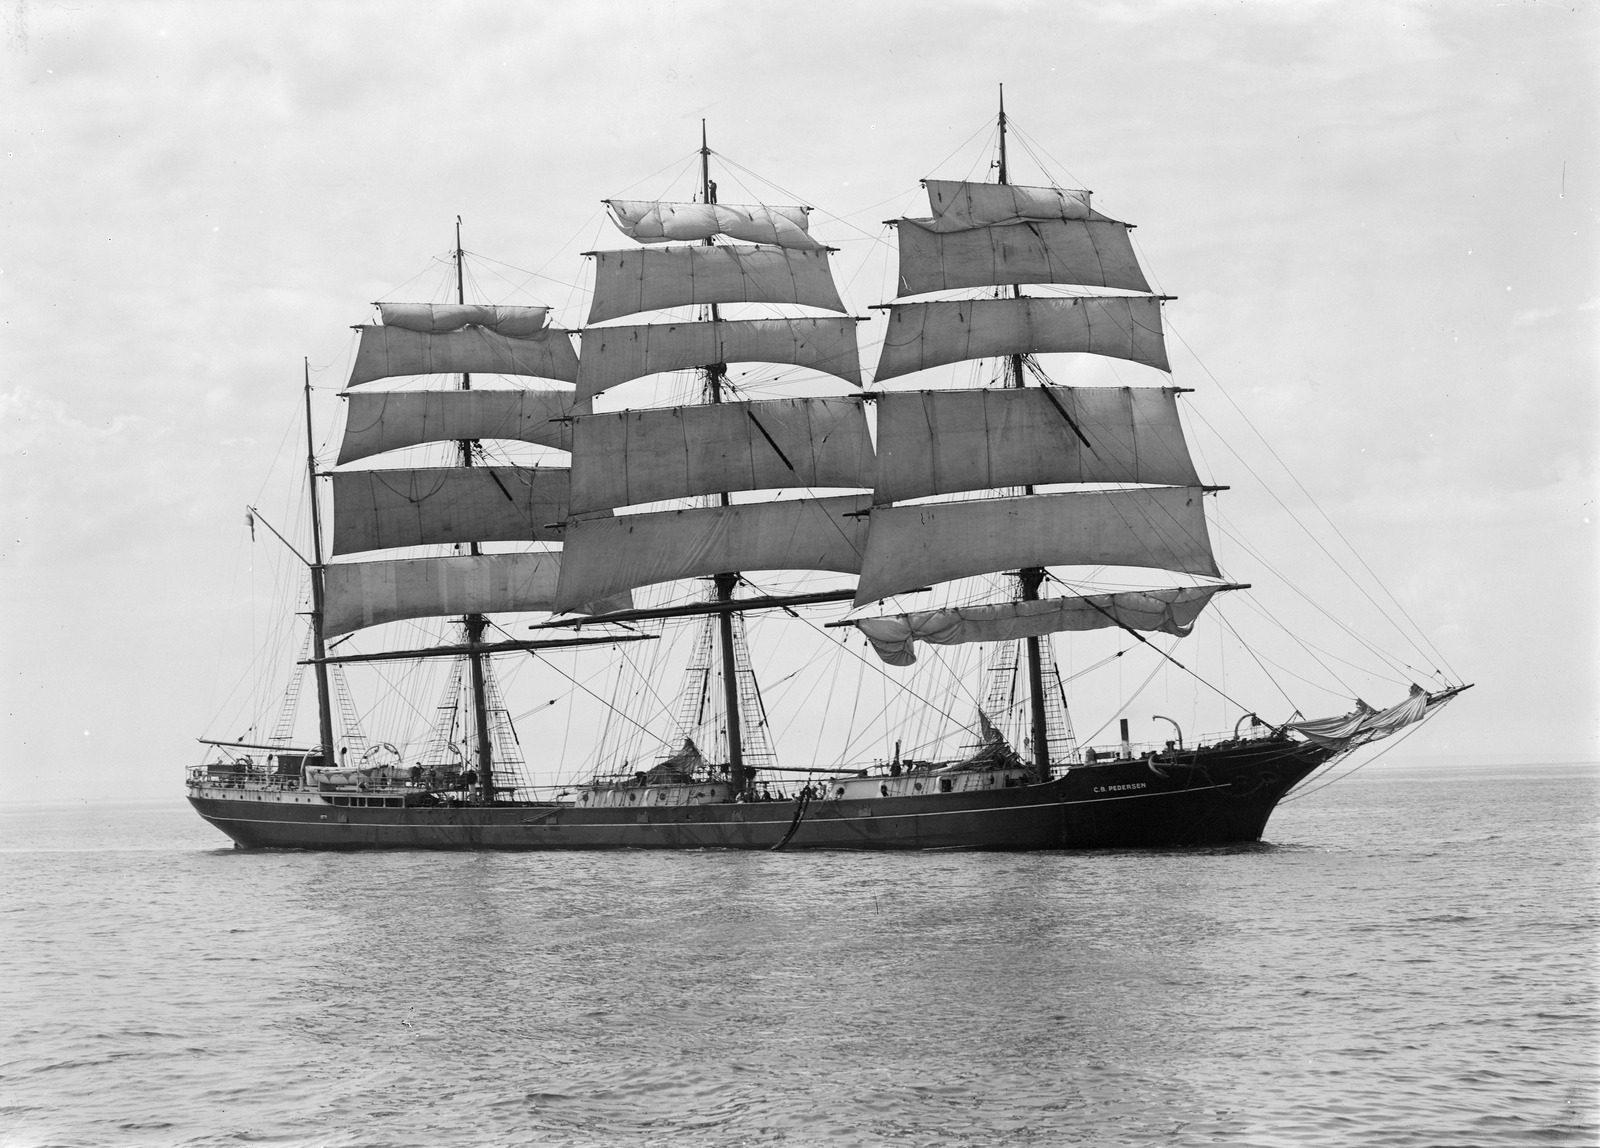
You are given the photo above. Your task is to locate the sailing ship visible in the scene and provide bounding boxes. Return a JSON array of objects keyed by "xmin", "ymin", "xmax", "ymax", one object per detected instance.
[{"xmin": 188, "ymin": 96, "xmax": 1467, "ymax": 851}]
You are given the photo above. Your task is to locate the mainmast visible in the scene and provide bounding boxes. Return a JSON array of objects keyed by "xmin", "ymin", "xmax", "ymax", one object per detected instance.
[
  {"xmin": 995, "ymin": 85, "xmax": 1052, "ymax": 778},
  {"xmin": 700, "ymin": 122, "xmax": 748, "ymax": 792},
  {"xmin": 303, "ymin": 362, "xmax": 338, "ymax": 766},
  {"xmin": 454, "ymin": 218, "xmax": 496, "ymax": 804}
]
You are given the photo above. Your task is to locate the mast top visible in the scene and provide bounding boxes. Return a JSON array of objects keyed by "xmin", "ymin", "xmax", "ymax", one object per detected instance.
[
  {"xmin": 996, "ymin": 83, "xmax": 1009, "ymax": 186},
  {"xmin": 699, "ymin": 120, "xmax": 716, "ymax": 206}
]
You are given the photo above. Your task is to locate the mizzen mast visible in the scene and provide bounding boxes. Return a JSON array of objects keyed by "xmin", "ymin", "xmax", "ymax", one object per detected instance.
[
  {"xmin": 453, "ymin": 217, "xmax": 497, "ymax": 804},
  {"xmin": 304, "ymin": 360, "xmax": 338, "ymax": 767},
  {"xmin": 698, "ymin": 123, "xmax": 750, "ymax": 791}
]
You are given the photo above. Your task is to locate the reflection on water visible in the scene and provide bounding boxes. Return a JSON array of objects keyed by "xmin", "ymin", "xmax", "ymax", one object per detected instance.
[{"xmin": 1, "ymin": 765, "xmax": 1596, "ymax": 1147}]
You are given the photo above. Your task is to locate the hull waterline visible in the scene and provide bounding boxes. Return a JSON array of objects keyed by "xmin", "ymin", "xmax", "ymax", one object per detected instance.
[{"xmin": 188, "ymin": 738, "xmax": 1332, "ymax": 852}]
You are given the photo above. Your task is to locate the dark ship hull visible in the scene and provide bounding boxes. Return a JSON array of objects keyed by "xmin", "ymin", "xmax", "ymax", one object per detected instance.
[{"xmin": 188, "ymin": 736, "xmax": 1335, "ymax": 852}]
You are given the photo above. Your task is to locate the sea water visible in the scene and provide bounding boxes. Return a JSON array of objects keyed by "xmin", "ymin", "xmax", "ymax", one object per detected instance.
[{"xmin": 1, "ymin": 763, "xmax": 1595, "ymax": 1147}]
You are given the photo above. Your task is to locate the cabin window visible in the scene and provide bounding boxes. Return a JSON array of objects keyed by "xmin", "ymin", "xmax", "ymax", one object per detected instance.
[
  {"xmin": 835, "ymin": 787, "xmax": 845, "ymax": 798},
  {"xmin": 879, "ymin": 784, "xmax": 889, "ymax": 797},
  {"xmin": 628, "ymin": 792, "xmax": 637, "ymax": 803},
  {"xmin": 387, "ymin": 798, "xmax": 402, "ymax": 808},
  {"xmin": 939, "ymin": 778, "xmax": 953, "ymax": 793},
  {"xmin": 914, "ymin": 781, "xmax": 923, "ymax": 792}
]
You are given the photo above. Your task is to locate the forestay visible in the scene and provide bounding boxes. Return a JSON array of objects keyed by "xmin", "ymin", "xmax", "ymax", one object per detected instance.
[
  {"xmin": 854, "ymin": 586, "xmax": 1231, "ymax": 666},
  {"xmin": 569, "ymin": 398, "xmax": 875, "ymax": 514},
  {"xmin": 587, "ymin": 246, "xmax": 847, "ymax": 325},
  {"xmin": 348, "ymin": 325, "xmax": 579, "ymax": 387},
  {"xmin": 375, "ymin": 303, "xmax": 549, "ymax": 336},
  {"xmin": 338, "ymin": 389, "xmax": 584, "ymax": 464},
  {"xmin": 920, "ymin": 180, "xmax": 1098, "ymax": 231},
  {"xmin": 331, "ymin": 467, "xmax": 572, "ymax": 555},
  {"xmin": 873, "ymin": 386, "xmax": 1199, "ymax": 503},
  {"xmin": 604, "ymin": 200, "xmax": 823, "ymax": 251},
  {"xmin": 577, "ymin": 317, "xmax": 862, "ymax": 400},
  {"xmin": 554, "ymin": 495, "xmax": 872, "ymax": 613},
  {"xmin": 894, "ymin": 218, "xmax": 1149, "ymax": 296},
  {"xmin": 874, "ymin": 297, "xmax": 1169, "ymax": 381},
  {"xmin": 853, "ymin": 486, "xmax": 1220, "ymax": 605}
]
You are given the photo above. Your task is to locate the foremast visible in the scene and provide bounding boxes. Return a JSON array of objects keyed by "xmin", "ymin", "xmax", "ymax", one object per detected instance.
[
  {"xmin": 997, "ymin": 85, "xmax": 1053, "ymax": 778},
  {"xmin": 850, "ymin": 90, "xmax": 1234, "ymax": 763}
]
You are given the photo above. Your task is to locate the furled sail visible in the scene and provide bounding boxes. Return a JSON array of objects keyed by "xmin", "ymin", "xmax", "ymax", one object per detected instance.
[
  {"xmin": 894, "ymin": 218, "xmax": 1149, "ymax": 297},
  {"xmin": 338, "ymin": 389, "xmax": 585, "ymax": 464},
  {"xmin": 854, "ymin": 586, "xmax": 1232, "ymax": 666},
  {"xmin": 348, "ymin": 325, "xmax": 579, "ymax": 388},
  {"xmin": 587, "ymin": 246, "xmax": 847, "ymax": 325},
  {"xmin": 569, "ymin": 397, "xmax": 875, "ymax": 514},
  {"xmin": 604, "ymin": 200, "xmax": 823, "ymax": 251},
  {"xmin": 853, "ymin": 486, "xmax": 1220, "ymax": 606},
  {"xmin": 1287, "ymin": 685, "xmax": 1437, "ymax": 748},
  {"xmin": 331, "ymin": 467, "xmax": 571, "ymax": 555},
  {"xmin": 553, "ymin": 495, "xmax": 872, "ymax": 613},
  {"xmin": 920, "ymin": 180, "xmax": 1099, "ymax": 231},
  {"xmin": 577, "ymin": 317, "xmax": 862, "ymax": 400},
  {"xmin": 874, "ymin": 297, "xmax": 1169, "ymax": 381},
  {"xmin": 323, "ymin": 552, "xmax": 563, "ymax": 636},
  {"xmin": 375, "ymin": 303, "xmax": 549, "ymax": 336},
  {"xmin": 873, "ymin": 385, "xmax": 1198, "ymax": 503}
]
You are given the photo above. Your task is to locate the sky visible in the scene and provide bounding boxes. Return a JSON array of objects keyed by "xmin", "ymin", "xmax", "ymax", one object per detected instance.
[{"xmin": 3, "ymin": 0, "xmax": 1595, "ymax": 804}]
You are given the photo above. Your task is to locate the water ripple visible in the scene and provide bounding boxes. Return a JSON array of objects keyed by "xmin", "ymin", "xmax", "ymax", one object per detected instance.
[{"xmin": 1, "ymin": 767, "xmax": 1596, "ymax": 1146}]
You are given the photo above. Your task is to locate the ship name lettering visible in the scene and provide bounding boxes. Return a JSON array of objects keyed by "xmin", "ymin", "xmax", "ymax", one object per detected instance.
[{"xmin": 1094, "ymin": 783, "xmax": 1148, "ymax": 793}]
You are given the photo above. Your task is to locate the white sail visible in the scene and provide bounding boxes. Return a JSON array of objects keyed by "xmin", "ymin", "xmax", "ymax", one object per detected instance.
[
  {"xmin": 874, "ymin": 297, "xmax": 1169, "ymax": 381},
  {"xmin": 605, "ymin": 200, "xmax": 823, "ymax": 251},
  {"xmin": 348, "ymin": 325, "xmax": 579, "ymax": 388},
  {"xmin": 337, "ymin": 389, "xmax": 585, "ymax": 465},
  {"xmin": 1287, "ymin": 685, "xmax": 1436, "ymax": 748},
  {"xmin": 577, "ymin": 317, "xmax": 862, "ymax": 400},
  {"xmin": 921, "ymin": 180, "xmax": 1097, "ymax": 231},
  {"xmin": 874, "ymin": 385, "xmax": 1197, "ymax": 503},
  {"xmin": 553, "ymin": 495, "xmax": 872, "ymax": 613},
  {"xmin": 853, "ymin": 486, "xmax": 1220, "ymax": 606},
  {"xmin": 587, "ymin": 245, "xmax": 847, "ymax": 325},
  {"xmin": 323, "ymin": 552, "xmax": 563, "ymax": 636},
  {"xmin": 375, "ymin": 303, "xmax": 549, "ymax": 336},
  {"xmin": 331, "ymin": 467, "xmax": 571, "ymax": 556},
  {"xmin": 853, "ymin": 586, "xmax": 1231, "ymax": 666},
  {"xmin": 569, "ymin": 398, "xmax": 875, "ymax": 514},
  {"xmin": 894, "ymin": 218, "xmax": 1149, "ymax": 296}
]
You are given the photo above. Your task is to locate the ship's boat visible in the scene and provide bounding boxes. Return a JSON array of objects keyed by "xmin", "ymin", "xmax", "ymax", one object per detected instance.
[{"xmin": 188, "ymin": 94, "xmax": 1467, "ymax": 850}]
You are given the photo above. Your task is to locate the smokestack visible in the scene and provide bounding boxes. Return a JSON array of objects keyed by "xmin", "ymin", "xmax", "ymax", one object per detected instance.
[{"xmin": 1120, "ymin": 718, "xmax": 1131, "ymax": 758}]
